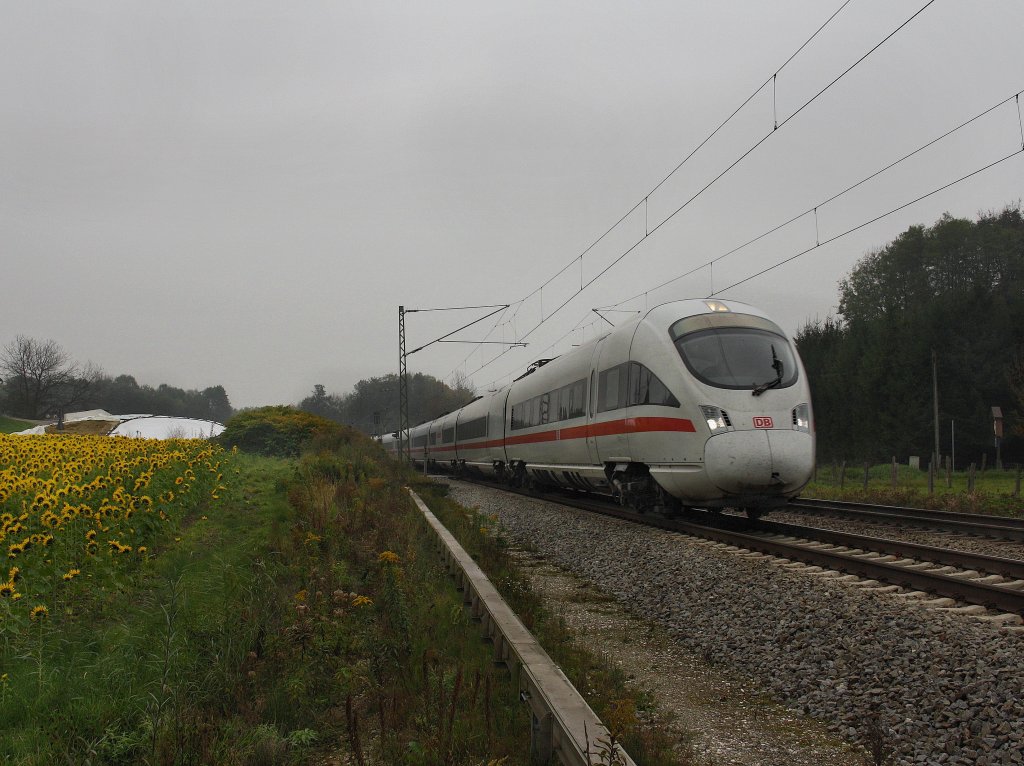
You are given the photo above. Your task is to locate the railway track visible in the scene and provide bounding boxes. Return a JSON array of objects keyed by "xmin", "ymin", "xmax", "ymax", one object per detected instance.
[
  {"xmin": 788, "ymin": 497, "xmax": 1024, "ymax": 541},
  {"xmin": 453, "ymin": 478, "xmax": 1024, "ymax": 619}
]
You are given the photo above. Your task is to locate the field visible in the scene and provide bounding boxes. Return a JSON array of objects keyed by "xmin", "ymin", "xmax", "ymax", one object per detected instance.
[
  {"xmin": 0, "ymin": 424, "xmax": 683, "ymax": 765},
  {"xmin": 805, "ymin": 459, "xmax": 1024, "ymax": 516},
  {"xmin": 0, "ymin": 417, "xmax": 31, "ymax": 435},
  {"xmin": 0, "ymin": 433, "xmax": 229, "ymax": 761}
]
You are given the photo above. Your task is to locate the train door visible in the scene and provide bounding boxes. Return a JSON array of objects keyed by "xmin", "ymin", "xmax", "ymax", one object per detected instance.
[
  {"xmin": 591, "ymin": 331, "xmax": 634, "ymax": 463},
  {"xmin": 585, "ymin": 339, "xmax": 604, "ymax": 466}
]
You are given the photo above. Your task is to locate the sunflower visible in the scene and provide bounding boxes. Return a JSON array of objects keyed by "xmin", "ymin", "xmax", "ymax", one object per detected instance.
[{"xmin": 29, "ymin": 604, "xmax": 48, "ymax": 621}]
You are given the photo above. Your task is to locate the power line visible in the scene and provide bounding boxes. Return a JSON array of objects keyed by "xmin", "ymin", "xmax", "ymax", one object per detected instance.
[
  {"xmin": 445, "ymin": 0, "xmax": 861, "ymax": 383},
  {"xmin": 712, "ymin": 147, "xmax": 1024, "ymax": 295},
  {"xmin": 474, "ymin": 109, "xmax": 1024, "ymax": 387},
  {"xmin": 602, "ymin": 88, "xmax": 1024, "ymax": 311},
  {"xmin": 483, "ymin": 0, "xmax": 936, "ymax": 354}
]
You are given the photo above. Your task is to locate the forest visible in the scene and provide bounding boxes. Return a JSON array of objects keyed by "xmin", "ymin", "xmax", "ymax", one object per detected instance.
[
  {"xmin": 298, "ymin": 373, "xmax": 475, "ymax": 437},
  {"xmin": 796, "ymin": 204, "xmax": 1024, "ymax": 466}
]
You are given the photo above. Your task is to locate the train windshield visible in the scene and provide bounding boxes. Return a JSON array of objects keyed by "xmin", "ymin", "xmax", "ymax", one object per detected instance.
[{"xmin": 670, "ymin": 315, "xmax": 799, "ymax": 391}]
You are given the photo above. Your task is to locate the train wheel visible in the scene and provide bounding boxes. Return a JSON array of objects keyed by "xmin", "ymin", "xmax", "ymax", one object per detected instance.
[{"xmin": 744, "ymin": 508, "xmax": 763, "ymax": 520}]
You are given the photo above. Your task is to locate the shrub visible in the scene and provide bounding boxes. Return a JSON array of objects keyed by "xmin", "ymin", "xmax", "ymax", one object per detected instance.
[{"xmin": 218, "ymin": 406, "xmax": 360, "ymax": 457}]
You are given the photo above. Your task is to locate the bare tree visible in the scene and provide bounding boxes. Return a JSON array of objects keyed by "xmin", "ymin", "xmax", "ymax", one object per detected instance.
[{"xmin": 0, "ymin": 336, "xmax": 102, "ymax": 419}]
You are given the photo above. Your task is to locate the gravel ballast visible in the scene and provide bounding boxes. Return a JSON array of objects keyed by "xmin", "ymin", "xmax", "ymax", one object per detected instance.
[{"xmin": 447, "ymin": 482, "xmax": 1024, "ymax": 766}]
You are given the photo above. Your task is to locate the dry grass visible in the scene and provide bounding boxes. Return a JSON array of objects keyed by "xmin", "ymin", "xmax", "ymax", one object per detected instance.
[{"xmin": 43, "ymin": 419, "xmax": 121, "ymax": 435}]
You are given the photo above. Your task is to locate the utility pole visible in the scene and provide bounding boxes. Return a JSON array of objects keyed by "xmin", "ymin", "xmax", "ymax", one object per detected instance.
[
  {"xmin": 398, "ymin": 306, "xmax": 410, "ymax": 464},
  {"xmin": 398, "ymin": 302, "xmax": 520, "ymax": 469},
  {"xmin": 932, "ymin": 349, "xmax": 939, "ymax": 468}
]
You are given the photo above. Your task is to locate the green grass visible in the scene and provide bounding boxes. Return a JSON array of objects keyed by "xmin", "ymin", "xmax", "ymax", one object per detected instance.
[
  {"xmin": 805, "ymin": 460, "xmax": 1024, "ymax": 516},
  {"xmin": 1, "ymin": 443, "xmax": 537, "ymax": 765},
  {"xmin": 0, "ymin": 416, "xmax": 32, "ymax": 434}
]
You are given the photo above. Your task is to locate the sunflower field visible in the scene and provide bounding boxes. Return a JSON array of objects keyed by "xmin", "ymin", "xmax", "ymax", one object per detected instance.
[{"xmin": 0, "ymin": 432, "xmax": 226, "ymax": 639}]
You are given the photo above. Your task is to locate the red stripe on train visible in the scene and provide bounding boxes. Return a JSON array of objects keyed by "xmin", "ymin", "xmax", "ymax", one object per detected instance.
[{"xmin": 421, "ymin": 416, "xmax": 695, "ymax": 454}]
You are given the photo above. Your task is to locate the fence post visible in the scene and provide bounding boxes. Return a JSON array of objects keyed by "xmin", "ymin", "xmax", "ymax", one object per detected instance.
[{"xmin": 928, "ymin": 460, "xmax": 935, "ymax": 494}]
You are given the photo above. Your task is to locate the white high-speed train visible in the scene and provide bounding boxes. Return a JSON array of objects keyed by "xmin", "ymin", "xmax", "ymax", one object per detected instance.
[{"xmin": 383, "ymin": 299, "xmax": 814, "ymax": 516}]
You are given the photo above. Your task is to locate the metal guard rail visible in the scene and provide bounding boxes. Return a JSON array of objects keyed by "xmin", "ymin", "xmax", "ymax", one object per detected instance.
[{"xmin": 409, "ymin": 489, "xmax": 637, "ymax": 766}]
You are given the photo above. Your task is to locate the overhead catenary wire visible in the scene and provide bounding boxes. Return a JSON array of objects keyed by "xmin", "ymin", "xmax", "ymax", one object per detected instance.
[
  {"xmin": 407, "ymin": 305, "xmax": 510, "ymax": 356},
  {"xmin": 443, "ymin": 0, "xmax": 861, "ymax": 384},
  {"xmin": 475, "ymin": 134, "xmax": 1024, "ymax": 387},
  {"xmin": 472, "ymin": 0, "xmax": 936, "ymax": 362},
  {"xmin": 600, "ymin": 87, "xmax": 1024, "ymax": 311},
  {"xmin": 712, "ymin": 147, "xmax": 1024, "ymax": 296}
]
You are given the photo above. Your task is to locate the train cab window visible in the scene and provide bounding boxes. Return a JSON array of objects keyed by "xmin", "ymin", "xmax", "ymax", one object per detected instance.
[
  {"xmin": 628, "ymin": 363, "xmax": 680, "ymax": 407},
  {"xmin": 597, "ymin": 363, "xmax": 629, "ymax": 413},
  {"xmin": 672, "ymin": 316, "xmax": 799, "ymax": 391}
]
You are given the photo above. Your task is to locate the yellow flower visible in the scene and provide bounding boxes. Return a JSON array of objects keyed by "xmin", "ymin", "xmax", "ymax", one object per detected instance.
[
  {"xmin": 351, "ymin": 595, "xmax": 373, "ymax": 608},
  {"xmin": 294, "ymin": 589, "xmax": 308, "ymax": 602},
  {"xmin": 378, "ymin": 551, "xmax": 400, "ymax": 564},
  {"xmin": 29, "ymin": 604, "xmax": 48, "ymax": 620},
  {"xmin": 62, "ymin": 568, "xmax": 81, "ymax": 581}
]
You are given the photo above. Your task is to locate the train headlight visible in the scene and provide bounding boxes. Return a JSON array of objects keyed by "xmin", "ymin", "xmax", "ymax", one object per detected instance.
[
  {"xmin": 700, "ymin": 405, "xmax": 731, "ymax": 433},
  {"xmin": 792, "ymin": 403, "xmax": 811, "ymax": 433}
]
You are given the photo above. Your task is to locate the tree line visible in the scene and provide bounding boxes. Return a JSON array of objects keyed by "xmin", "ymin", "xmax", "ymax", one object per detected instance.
[
  {"xmin": 298, "ymin": 373, "xmax": 475, "ymax": 436},
  {"xmin": 0, "ymin": 336, "xmax": 233, "ymax": 423},
  {"xmin": 796, "ymin": 204, "xmax": 1024, "ymax": 466}
]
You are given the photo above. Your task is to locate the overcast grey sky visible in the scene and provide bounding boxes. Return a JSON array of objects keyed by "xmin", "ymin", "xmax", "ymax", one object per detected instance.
[{"xmin": 3, "ymin": 1, "xmax": 1022, "ymax": 411}]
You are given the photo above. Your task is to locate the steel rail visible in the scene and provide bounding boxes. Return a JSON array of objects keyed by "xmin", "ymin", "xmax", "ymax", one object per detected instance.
[
  {"xmin": 751, "ymin": 518, "xmax": 1024, "ymax": 581},
  {"xmin": 788, "ymin": 498, "xmax": 1024, "ymax": 541},
  {"xmin": 455, "ymin": 479, "xmax": 1024, "ymax": 615}
]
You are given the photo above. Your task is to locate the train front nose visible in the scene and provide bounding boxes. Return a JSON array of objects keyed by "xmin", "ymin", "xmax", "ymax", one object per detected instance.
[{"xmin": 704, "ymin": 430, "xmax": 812, "ymax": 496}]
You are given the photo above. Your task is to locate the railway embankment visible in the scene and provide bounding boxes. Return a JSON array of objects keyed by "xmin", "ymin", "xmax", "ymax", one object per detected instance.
[{"xmin": 448, "ymin": 481, "xmax": 1024, "ymax": 766}]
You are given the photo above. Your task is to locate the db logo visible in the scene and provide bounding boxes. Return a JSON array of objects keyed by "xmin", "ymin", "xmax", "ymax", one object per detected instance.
[{"xmin": 753, "ymin": 416, "xmax": 774, "ymax": 429}]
